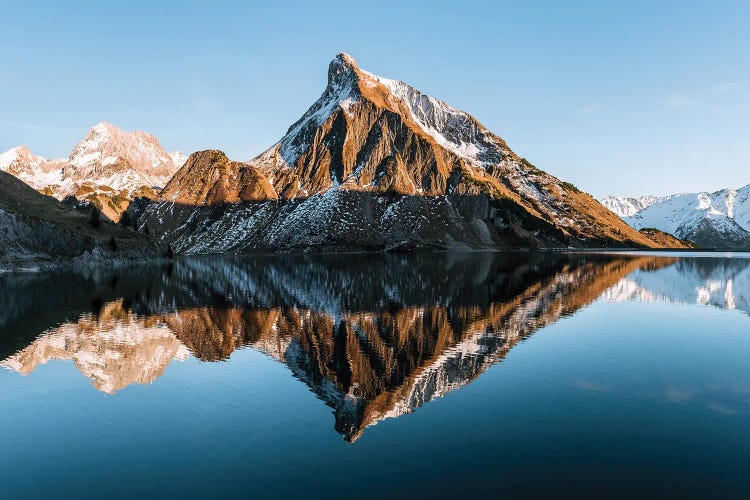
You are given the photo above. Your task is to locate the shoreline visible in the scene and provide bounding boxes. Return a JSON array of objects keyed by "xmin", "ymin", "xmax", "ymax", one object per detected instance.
[{"xmin": 3, "ymin": 246, "xmax": 750, "ymax": 274}]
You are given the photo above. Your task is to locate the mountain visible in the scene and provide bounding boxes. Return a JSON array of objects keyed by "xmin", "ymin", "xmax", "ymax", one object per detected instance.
[
  {"xmin": 66, "ymin": 122, "xmax": 177, "ymax": 191},
  {"xmin": 142, "ymin": 53, "xmax": 674, "ymax": 253},
  {"xmin": 160, "ymin": 149, "xmax": 278, "ymax": 204},
  {"xmin": 0, "ymin": 169, "xmax": 154, "ymax": 265},
  {"xmin": 601, "ymin": 195, "xmax": 679, "ymax": 218},
  {"xmin": 0, "ymin": 122, "xmax": 182, "ymax": 221},
  {"xmin": 603, "ymin": 185, "xmax": 750, "ymax": 248},
  {"xmin": 638, "ymin": 228, "xmax": 696, "ymax": 248},
  {"xmin": 0, "ymin": 145, "xmax": 66, "ymax": 191}
]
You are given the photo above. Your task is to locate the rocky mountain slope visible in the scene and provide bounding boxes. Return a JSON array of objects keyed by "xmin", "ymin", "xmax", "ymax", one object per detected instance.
[
  {"xmin": 638, "ymin": 228, "xmax": 696, "ymax": 248},
  {"xmin": 0, "ymin": 122, "xmax": 183, "ymax": 221},
  {"xmin": 0, "ymin": 170, "xmax": 154, "ymax": 265},
  {"xmin": 143, "ymin": 53, "xmax": 674, "ymax": 253},
  {"xmin": 603, "ymin": 185, "xmax": 750, "ymax": 248}
]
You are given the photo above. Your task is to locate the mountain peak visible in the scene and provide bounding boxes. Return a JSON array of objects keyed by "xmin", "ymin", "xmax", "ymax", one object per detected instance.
[
  {"xmin": 1, "ymin": 144, "xmax": 31, "ymax": 156},
  {"xmin": 142, "ymin": 52, "xmax": 675, "ymax": 252},
  {"xmin": 0, "ymin": 145, "xmax": 44, "ymax": 172},
  {"xmin": 336, "ymin": 52, "xmax": 357, "ymax": 67},
  {"xmin": 89, "ymin": 121, "xmax": 119, "ymax": 135},
  {"xmin": 86, "ymin": 122, "xmax": 160, "ymax": 142},
  {"xmin": 327, "ymin": 52, "xmax": 359, "ymax": 86},
  {"xmin": 65, "ymin": 122, "xmax": 179, "ymax": 197},
  {"xmin": 602, "ymin": 188, "xmax": 750, "ymax": 248},
  {"xmin": 0, "ymin": 146, "xmax": 23, "ymax": 169}
]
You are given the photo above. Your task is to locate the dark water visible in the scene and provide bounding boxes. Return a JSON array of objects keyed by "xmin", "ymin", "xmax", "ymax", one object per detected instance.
[{"xmin": 2, "ymin": 252, "xmax": 750, "ymax": 498}]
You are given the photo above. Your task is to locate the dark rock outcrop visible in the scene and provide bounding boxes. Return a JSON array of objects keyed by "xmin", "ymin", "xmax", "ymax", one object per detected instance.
[{"xmin": 0, "ymin": 170, "xmax": 155, "ymax": 265}]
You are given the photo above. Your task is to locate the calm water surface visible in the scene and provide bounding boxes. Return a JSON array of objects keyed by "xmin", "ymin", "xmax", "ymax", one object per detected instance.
[{"xmin": 1, "ymin": 252, "xmax": 750, "ymax": 498}]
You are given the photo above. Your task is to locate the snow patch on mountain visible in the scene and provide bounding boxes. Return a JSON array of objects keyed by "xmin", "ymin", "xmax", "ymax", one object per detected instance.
[
  {"xmin": 0, "ymin": 145, "xmax": 65, "ymax": 189},
  {"xmin": 170, "ymin": 151, "xmax": 188, "ymax": 169},
  {"xmin": 252, "ymin": 52, "xmax": 511, "ymax": 172},
  {"xmin": 601, "ymin": 195, "xmax": 681, "ymax": 218},
  {"xmin": 362, "ymin": 69, "xmax": 508, "ymax": 167}
]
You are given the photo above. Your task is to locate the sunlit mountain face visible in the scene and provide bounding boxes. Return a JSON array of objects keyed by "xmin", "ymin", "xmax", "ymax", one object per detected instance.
[{"xmin": 2, "ymin": 253, "xmax": 748, "ymax": 441}]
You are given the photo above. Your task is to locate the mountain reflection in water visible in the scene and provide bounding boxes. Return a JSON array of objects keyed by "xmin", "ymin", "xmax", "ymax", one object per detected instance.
[{"xmin": 2, "ymin": 252, "xmax": 748, "ymax": 441}]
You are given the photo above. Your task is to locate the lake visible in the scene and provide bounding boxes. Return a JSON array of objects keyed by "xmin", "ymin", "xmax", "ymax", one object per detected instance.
[{"xmin": 1, "ymin": 252, "xmax": 750, "ymax": 498}]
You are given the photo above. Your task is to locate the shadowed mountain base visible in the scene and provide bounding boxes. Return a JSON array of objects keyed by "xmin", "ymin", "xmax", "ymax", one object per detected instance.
[
  {"xmin": 140, "ymin": 192, "xmax": 658, "ymax": 254},
  {"xmin": 0, "ymin": 170, "xmax": 155, "ymax": 263}
]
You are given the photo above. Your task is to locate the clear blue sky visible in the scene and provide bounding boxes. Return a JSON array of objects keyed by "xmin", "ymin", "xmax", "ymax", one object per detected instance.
[{"xmin": 2, "ymin": 0, "xmax": 748, "ymax": 197}]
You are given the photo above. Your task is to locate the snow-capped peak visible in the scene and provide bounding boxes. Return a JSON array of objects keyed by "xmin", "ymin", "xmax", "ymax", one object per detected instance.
[
  {"xmin": 0, "ymin": 145, "xmax": 64, "ymax": 189},
  {"xmin": 68, "ymin": 122, "xmax": 113, "ymax": 168},
  {"xmin": 0, "ymin": 145, "xmax": 46, "ymax": 169},
  {"xmin": 66, "ymin": 122, "xmax": 180, "ymax": 186},
  {"xmin": 601, "ymin": 195, "xmax": 681, "ymax": 218},
  {"xmin": 2, "ymin": 122, "xmax": 183, "ymax": 220},
  {"xmin": 261, "ymin": 52, "xmax": 512, "ymax": 170},
  {"xmin": 603, "ymin": 184, "xmax": 750, "ymax": 248},
  {"xmin": 337, "ymin": 52, "xmax": 511, "ymax": 166},
  {"xmin": 0, "ymin": 145, "xmax": 30, "ymax": 170},
  {"xmin": 272, "ymin": 54, "xmax": 361, "ymax": 165},
  {"xmin": 327, "ymin": 52, "xmax": 359, "ymax": 86}
]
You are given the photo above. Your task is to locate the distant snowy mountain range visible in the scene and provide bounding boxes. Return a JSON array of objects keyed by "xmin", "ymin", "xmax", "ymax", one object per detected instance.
[
  {"xmin": 0, "ymin": 122, "xmax": 185, "ymax": 221},
  {"xmin": 602, "ymin": 186, "xmax": 750, "ymax": 249},
  {"xmin": 601, "ymin": 195, "xmax": 680, "ymax": 218}
]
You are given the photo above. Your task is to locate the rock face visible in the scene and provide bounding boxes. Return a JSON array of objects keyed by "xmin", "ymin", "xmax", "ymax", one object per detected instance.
[
  {"xmin": 144, "ymin": 53, "xmax": 666, "ymax": 253},
  {"xmin": 161, "ymin": 150, "xmax": 278, "ymax": 205},
  {"xmin": 0, "ymin": 170, "xmax": 154, "ymax": 264},
  {"xmin": 0, "ymin": 122, "xmax": 182, "ymax": 221},
  {"xmin": 603, "ymin": 185, "xmax": 750, "ymax": 249}
]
